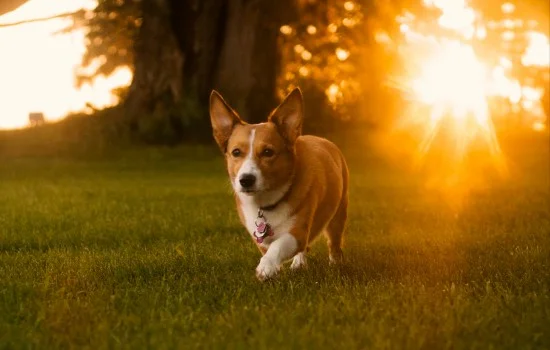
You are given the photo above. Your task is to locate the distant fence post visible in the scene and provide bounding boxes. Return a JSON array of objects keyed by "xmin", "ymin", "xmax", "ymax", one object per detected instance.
[{"xmin": 29, "ymin": 112, "xmax": 45, "ymax": 127}]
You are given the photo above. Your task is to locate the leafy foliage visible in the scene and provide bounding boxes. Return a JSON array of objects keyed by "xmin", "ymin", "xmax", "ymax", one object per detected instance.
[
  {"xmin": 277, "ymin": 0, "xmax": 437, "ymax": 125},
  {"xmin": 74, "ymin": 0, "xmax": 141, "ymax": 87}
]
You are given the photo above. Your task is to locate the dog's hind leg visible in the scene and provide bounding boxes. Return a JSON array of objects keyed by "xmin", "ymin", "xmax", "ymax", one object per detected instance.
[
  {"xmin": 290, "ymin": 251, "xmax": 307, "ymax": 270},
  {"xmin": 325, "ymin": 193, "xmax": 347, "ymax": 264}
]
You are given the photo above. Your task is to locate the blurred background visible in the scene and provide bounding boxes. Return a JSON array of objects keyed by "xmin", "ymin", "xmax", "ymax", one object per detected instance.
[{"xmin": 0, "ymin": 0, "xmax": 548, "ymax": 151}]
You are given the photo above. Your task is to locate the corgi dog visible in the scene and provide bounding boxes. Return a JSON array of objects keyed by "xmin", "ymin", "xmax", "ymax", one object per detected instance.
[{"xmin": 209, "ymin": 88, "xmax": 349, "ymax": 281}]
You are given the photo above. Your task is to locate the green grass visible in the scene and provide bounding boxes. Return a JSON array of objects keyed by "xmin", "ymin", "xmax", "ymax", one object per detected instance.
[{"xmin": 0, "ymin": 134, "xmax": 549, "ymax": 349}]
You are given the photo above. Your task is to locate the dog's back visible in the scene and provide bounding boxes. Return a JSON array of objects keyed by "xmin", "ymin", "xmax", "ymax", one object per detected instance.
[{"xmin": 289, "ymin": 135, "xmax": 349, "ymax": 261}]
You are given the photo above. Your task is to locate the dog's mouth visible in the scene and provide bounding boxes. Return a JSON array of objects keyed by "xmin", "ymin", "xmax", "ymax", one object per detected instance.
[{"xmin": 240, "ymin": 189, "xmax": 258, "ymax": 195}]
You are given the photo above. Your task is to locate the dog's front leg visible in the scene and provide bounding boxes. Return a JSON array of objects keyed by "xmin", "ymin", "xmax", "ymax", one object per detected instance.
[{"xmin": 256, "ymin": 234, "xmax": 298, "ymax": 281}]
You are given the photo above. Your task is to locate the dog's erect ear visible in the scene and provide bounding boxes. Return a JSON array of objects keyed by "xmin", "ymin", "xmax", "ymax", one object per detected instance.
[
  {"xmin": 210, "ymin": 90, "xmax": 244, "ymax": 152},
  {"xmin": 269, "ymin": 88, "xmax": 303, "ymax": 146}
]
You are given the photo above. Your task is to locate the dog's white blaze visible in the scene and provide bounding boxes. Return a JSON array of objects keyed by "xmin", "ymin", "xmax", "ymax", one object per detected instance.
[{"xmin": 234, "ymin": 128, "xmax": 264, "ymax": 192}]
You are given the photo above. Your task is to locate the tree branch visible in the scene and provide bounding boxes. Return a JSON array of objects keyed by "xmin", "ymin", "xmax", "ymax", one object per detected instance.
[{"xmin": 0, "ymin": 10, "xmax": 83, "ymax": 28}]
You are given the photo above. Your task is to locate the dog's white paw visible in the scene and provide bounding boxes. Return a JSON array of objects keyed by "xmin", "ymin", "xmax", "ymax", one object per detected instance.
[
  {"xmin": 256, "ymin": 257, "xmax": 279, "ymax": 281},
  {"xmin": 290, "ymin": 252, "xmax": 307, "ymax": 270}
]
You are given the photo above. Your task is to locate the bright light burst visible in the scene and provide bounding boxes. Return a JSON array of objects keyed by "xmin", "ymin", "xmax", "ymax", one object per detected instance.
[
  {"xmin": 398, "ymin": 0, "xmax": 549, "ymax": 177},
  {"xmin": 278, "ymin": 0, "xmax": 548, "ymax": 140},
  {"xmin": 412, "ymin": 42, "xmax": 486, "ymax": 115},
  {"xmin": 425, "ymin": 0, "xmax": 476, "ymax": 38},
  {"xmin": 522, "ymin": 31, "xmax": 550, "ymax": 67},
  {"xmin": 405, "ymin": 40, "xmax": 504, "ymax": 170},
  {"xmin": 277, "ymin": 0, "xmax": 548, "ymax": 201}
]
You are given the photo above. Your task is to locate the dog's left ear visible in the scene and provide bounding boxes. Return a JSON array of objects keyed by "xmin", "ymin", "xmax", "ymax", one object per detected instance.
[
  {"xmin": 210, "ymin": 90, "xmax": 244, "ymax": 152},
  {"xmin": 269, "ymin": 88, "xmax": 304, "ymax": 146}
]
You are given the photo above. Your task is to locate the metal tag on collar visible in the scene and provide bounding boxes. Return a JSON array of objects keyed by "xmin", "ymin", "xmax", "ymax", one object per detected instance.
[{"xmin": 254, "ymin": 209, "xmax": 274, "ymax": 243}]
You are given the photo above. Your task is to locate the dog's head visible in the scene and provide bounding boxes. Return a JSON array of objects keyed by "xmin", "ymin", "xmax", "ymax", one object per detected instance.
[{"xmin": 209, "ymin": 88, "xmax": 303, "ymax": 196}]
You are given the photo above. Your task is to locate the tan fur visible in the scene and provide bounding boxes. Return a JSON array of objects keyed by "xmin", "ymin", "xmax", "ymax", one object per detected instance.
[
  {"xmin": 283, "ymin": 135, "xmax": 349, "ymax": 260},
  {"xmin": 227, "ymin": 123, "xmax": 294, "ymax": 194},
  {"xmin": 210, "ymin": 88, "xmax": 349, "ymax": 277}
]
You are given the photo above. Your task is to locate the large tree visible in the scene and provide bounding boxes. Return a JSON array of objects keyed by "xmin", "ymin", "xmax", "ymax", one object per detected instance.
[
  {"xmin": 43, "ymin": 0, "xmax": 295, "ymax": 143},
  {"xmin": 111, "ymin": 0, "xmax": 295, "ymax": 142}
]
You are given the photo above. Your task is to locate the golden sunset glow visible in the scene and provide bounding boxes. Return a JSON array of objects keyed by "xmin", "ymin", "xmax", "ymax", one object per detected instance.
[
  {"xmin": 523, "ymin": 31, "xmax": 550, "ymax": 67},
  {"xmin": 411, "ymin": 42, "xmax": 487, "ymax": 115},
  {"xmin": 0, "ymin": 0, "xmax": 132, "ymax": 129},
  {"xmin": 404, "ymin": 39, "xmax": 504, "ymax": 171},
  {"xmin": 279, "ymin": 0, "xmax": 548, "ymax": 144},
  {"xmin": 398, "ymin": 0, "xmax": 549, "ymax": 170}
]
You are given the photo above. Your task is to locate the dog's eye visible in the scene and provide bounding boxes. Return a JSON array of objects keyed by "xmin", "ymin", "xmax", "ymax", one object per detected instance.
[
  {"xmin": 231, "ymin": 148, "xmax": 242, "ymax": 157},
  {"xmin": 262, "ymin": 148, "xmax": 275, "ymax": 157}
]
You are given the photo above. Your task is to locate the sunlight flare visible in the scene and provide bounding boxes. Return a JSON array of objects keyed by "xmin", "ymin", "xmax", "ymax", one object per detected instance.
[{"xmin": 395, "ymin": 0, "xmax": 549, "ymax": 180}]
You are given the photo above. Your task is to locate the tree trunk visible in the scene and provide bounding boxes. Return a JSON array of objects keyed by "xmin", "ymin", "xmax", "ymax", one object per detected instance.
[
  {"xmin": 125, "ymin": 0, "xmax": 183, "ymax": 123},
  {"xmin": 214, "ymin": 0, "xmax": 261, "ymax": 120},
  {"xmin": 245, "ymin": 1, "xmax": 291, "ymax": 123},
  {"xmin": 215, "ymin": 0, "xmax": 293, "ymax": 123},
  {"xmin": 169, "ymin": 0, "xmax": 226, "ymax": 103},
  {"xmin": 124, "ymin": 0, "xmax": 293, "ymax": 142}
]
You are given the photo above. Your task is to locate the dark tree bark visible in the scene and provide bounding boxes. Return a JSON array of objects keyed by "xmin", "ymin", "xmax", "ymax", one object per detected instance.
[
  {"xmin": 214, "ymin": 0, "xmax": 264, "ymax": 120},
  {"xmin": 215, "ymin": 0, "xmax": 293, "ymax": 123},
  {"xmin": 124, "ymin": 0, "xmax": 295, "ymax": 142},
  {"xmin": 170, "ymin": 0, "xmax": 227, "ymax": 105},
  {"xmin": 125, "ymin": 0, "xmax": 183, "ymax": 122}
]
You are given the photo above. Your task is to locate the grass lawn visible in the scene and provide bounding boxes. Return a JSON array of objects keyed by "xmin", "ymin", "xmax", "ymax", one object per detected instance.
[{"xmin": 0, "ymin": 132, "xmax": 548, "ymax": 349}]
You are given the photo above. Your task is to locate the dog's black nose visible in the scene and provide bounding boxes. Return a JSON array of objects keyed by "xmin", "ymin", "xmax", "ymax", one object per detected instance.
[{"xmin": 239, "ymin": 174, "xmax": 256, "ymax": 188}]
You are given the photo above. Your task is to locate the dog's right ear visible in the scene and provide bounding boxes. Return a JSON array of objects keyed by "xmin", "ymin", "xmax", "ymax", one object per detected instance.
[
  {"xmin": 210, "ymin": 90, "xmax": 244, "ymax": 152},
  {"xmin": 269, "ymin": 88, "xmax": 303, "ymax": 146}
]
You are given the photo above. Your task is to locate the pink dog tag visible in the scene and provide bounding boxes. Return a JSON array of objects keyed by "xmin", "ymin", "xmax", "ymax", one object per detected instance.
[
  {"xmin": 257, "ymin": 221, "xmax": 268, "ymax": 234},
  {"xmin": 254, "ymin": 210, "xmax": 274, "ymax": 243}
]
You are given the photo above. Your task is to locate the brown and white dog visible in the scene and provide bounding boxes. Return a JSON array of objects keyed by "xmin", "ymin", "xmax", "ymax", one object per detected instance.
[{"xmin": 209, "ymin": 88, "xmax": 349, "ymax": 281}]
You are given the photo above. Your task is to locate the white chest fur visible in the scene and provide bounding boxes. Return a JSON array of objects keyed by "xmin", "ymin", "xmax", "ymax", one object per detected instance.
[{"xmin": 238, "ymin": 197, "xmax": 295, "ymax": 249}]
